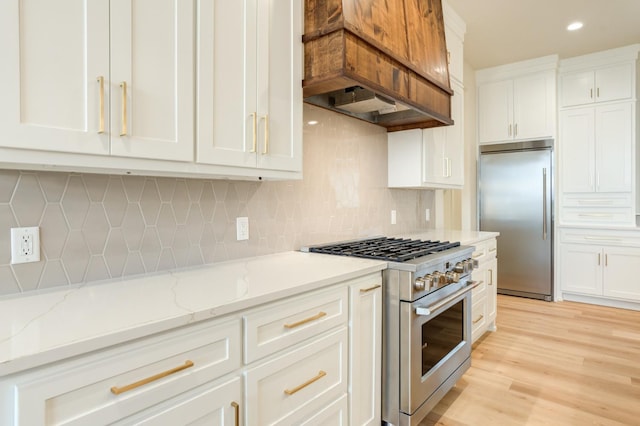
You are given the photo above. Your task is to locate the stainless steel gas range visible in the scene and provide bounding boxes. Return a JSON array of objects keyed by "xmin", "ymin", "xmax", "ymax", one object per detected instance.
[{"xmin": 302, "ymin": 237, "xmax": 478, "ymax": 426}]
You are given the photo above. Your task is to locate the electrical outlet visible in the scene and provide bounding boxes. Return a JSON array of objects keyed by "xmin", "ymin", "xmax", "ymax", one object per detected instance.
[
  {"xmin": 425, "ymin": 209, "xmax": 430, "ymax": 221},
  {"xmin": 236, "ymin": 217, "xmax": 249, "ymax": 241},
  {"xmin": 11, "ymin": 226, "xmax": 41, "ymax": 264},
  {"xmin": 391, "ymin": 210, "xmax": 397, "ymax": 225}
]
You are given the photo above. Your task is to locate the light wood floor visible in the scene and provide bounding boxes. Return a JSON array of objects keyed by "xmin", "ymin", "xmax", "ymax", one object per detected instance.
[{"xmin": 420, "ymin": 295, "xmax": 640, "ymax": 426}]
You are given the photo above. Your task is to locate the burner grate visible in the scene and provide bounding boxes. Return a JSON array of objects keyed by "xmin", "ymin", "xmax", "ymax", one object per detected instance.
[{"xmin": 309, "ymin": 237, "xmax": 460, "ymax": 262}]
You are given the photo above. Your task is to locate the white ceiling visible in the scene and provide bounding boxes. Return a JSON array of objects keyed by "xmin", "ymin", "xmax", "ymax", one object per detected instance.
[{"xmin": 445, "ymin": 0, "xmax": 640, "ymax": 70}]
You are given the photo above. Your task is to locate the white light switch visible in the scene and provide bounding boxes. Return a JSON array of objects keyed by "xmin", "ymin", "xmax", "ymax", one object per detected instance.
[
  {"xmin": 391, "ymin": 210, "xmax": 397, "ymax": 225},
  {"xmin": 236, "ymin": 217, "xmax": 249, "ymax": 241}
]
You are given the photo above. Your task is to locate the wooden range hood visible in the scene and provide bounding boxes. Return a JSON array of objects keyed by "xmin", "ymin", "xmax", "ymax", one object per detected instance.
[{"xmin": 303, "ymin": 0, "xmax": 453, "ymax": 132}]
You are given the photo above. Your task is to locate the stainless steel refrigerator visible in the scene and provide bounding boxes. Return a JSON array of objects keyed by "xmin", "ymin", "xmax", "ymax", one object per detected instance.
[{"xmin": 479, "ymin": 140, "xmax": 553, "ymax": 301}]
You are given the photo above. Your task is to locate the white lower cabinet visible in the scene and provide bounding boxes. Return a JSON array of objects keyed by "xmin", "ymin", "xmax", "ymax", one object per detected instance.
[
  {"xmin": 0, "ymin": 273, "xmax": 382, "ymax": 425},
  {"xmin": 244, "ymin": 328, "xmax": 348, "ymax": 425},
  {"xmin": 348, "ymin": 275, "xmax": 382, "ymax": 426},
  {"xmin": 6, "ymin": 318, "xmax": 242, "ymax": 425},
  {"xmin": 560, "ymin": 230, "xmax": 640, "ymax": 304},
  {"xmin": 470, "ymin": 238, "xmax": 498, "ymax": 343}
]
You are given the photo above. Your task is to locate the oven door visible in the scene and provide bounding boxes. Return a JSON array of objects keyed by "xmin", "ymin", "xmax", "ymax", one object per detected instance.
[{"xmin": 399, "ymin": 280, "xmax": 475, "ymax": 417}]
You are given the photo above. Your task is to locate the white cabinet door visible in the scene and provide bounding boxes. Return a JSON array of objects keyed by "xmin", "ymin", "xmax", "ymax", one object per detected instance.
[
  {"xmin": 197, "ymin": 0, "xmax": 302, "ymax": 174},
  {"xmin": 595, "ymin": 103, "xmax": 633, "ymax": 193},
  {"xmin": 603, "ymin": 247, "xmax": 640, "ymax": 301},
  {"xmin": 560, "ymin": 70, "xmax": 594, "ymax": 107},
  {"xmin": 444, "ymin": 24, "xmax": 463, "ymax": 84},
  {"xmin": 478, "ymin": 80, "xmax": 512, "ymax": 144},
  {"xmin": 595, "ymin": 64, "xmax": 635, "ymax": 103},
  {"xmin": 349, "ymin": 277, "xmax": 382, "ymax": 426},
  {"xmin": 422, "ymin": 127, "xmax": 447, "ymax": 185},
  {"xmin": 197, "ymin": 0, "xmax": 258, "ymax": 169},
  {"xmin": 255, "ymin": 0, "xmax": 303, "ymax": 173},
  {"xmin": 119, "ymin": 376, "xmax": 242, "ymax": 426},
  {"xmin": 442, "ymin": 83, "xmax": 465, "ymax": 186},
  {"xmin": 513, "ymin": 73, "xmax": 555, "ymax": 140},
  {"xmin": 110, "ymin": 0, "xmax": 194, "ymax": 162},
  {"xmin": 560, "ymin": 108, "xmax": 595, "ymax": 193},
  {"xmin": 0, "ymin": 0, "xmax": 110, "ymax": 155},
  {"xmin": 560, "ymin": 63, "xmax": 634, "ymax": 107},
  {"xmin": 486, "ymin": 257, "xmax": 498, "ymax": 323},
  {"xmin": 559, "ymin": 244, "xmax": 603, "ymax": 296}
]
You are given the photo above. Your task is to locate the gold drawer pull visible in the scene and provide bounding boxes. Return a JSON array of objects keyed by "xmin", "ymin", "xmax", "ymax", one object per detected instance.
[
  {"xmin": 360, "ymin": 284, "xmax": 381, "ymax": 293},
  {"xmin": 110, "ymin": 360, "xmax": 194, "ymax": 395},
  {"xmin": 119, "ymin": 81, "xmax": 128, "ymax": 136},
  {"xmin": 231, "ymin": 401, "xmax": 240, "ymax": 426},
  {"xmin": 284, "ymin": 311, "xmax": 326, "ymax": 329},
  {"xmin": 473, "ymin": 315, "xmax": 484, "ymax": 325},
  {"xmin": 489, "ymin": 247, "xmax": 497, "ymax": 253},
  {"xmin": 472, "ymin": 253, "xmax": 483, "ymax": 259},
  {"xmin": 97, "ymin": 76, "xmax": 105, "ymax": 134},
  {"xmin": 284, "ymin": 370, "xmax": 327, "ymax": 395}
]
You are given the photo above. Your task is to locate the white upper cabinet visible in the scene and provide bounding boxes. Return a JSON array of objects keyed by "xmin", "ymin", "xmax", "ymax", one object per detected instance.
[
  {"xmin": 197, "ymin": 0, "xmax": 303, "ymax": 175},
  {"xmin": 0, "ymin": 1, "xmax": 110, "ymax": 155},
  {"xmin": 109, "ymin": 0, "xmax": 194, "ymax": 161},
  {"xmin": 560, "ymin": 103, "xmax": 633, "ymax": 194},
  {"xmin": 388, "ymin": 82, "xmax": 464, "ymax": 189},
  {"xmin": 0, "ymin": 0, "xmax": 194, "ymax": 162},
  {"xmin": 477, "ymin": 65, "xmax": 557, "ymax": 145},
  {"xmin": 442, "ymin": 1, "xmax": 466, "ymax": 85},
  {"xmin": 560, "ymin": 63, "xmax": 635, "ymax": 108}
]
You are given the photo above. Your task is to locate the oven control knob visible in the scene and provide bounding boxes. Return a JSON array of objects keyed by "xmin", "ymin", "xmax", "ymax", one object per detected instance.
[
  {"xmin": 432, "ymin": 271, "xmax": 446, "ymax": 286},
  {"xmin": 453, "ymin": 262, "xmax": 465, "ymax": 273},
  {"xmin": 445, "ymin": 271, "xmax": 460, "ymax": 283},
  {"xmin": 463, "ymin": 259, "xmax": 475, "ymax": 273},
  {"xmin": 414, "ymin": 277, "xmax": 426, "ymax": 291}
]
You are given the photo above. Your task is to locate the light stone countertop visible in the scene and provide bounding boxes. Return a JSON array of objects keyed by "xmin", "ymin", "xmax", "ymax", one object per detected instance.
[{"xmin": 0, "ymin": 252, "xmax": 386, "ymax": 377}]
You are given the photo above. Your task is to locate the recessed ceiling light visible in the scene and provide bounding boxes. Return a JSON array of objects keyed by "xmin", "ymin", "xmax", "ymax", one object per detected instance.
[
  {"xmin": 567, "ymin": 22, "xmax": 583, "ymax": 31},
  {"xmin": 307, "ymin": 120, "xmax": 319, "ymax": 125}
]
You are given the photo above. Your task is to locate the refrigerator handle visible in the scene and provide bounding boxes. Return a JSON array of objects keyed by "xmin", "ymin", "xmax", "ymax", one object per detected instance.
[{"xmin": 542, "ymin": 168, "xmax": 547, "ymax": 240}]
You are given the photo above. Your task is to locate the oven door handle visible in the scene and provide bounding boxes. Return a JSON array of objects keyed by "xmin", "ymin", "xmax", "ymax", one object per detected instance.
[{"xmin": 415, "ymin": 280, "xmax": 481, "ymax": 316}]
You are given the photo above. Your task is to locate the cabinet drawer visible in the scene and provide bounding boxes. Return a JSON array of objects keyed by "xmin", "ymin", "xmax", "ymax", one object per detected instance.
[
  {"xmin": 562, "ymin": 193, "xmax": 632, "ymax": 208},
  {"xmin": 561, "ymin": 207, "xmax": 633, "ymax": 226},
  {"xmin": 244, "ymin": 286, "xmax": 348, "ymax": 364},
  {"xmin": 245, "ymin": 327, "xmax": 348, "ymax": 425},
  {"xmin": 560, "ymin": 230, "xmax": 640, "ymax": 246},
  {"xmin": 471, "ymin": 296, "xmax": 487, "ymax": 337},
  {"xmin": 471, "ymin": 268, "xmax": 487, "ymax": 298},
  {"xmin": 293, "ymin": 394, "xmax": 348, "ymax": 426},
  {"xmin": 14, "ymin": 318, "xmax": 241, "ymax": 425},
  {"xmin": 471, "ymin": 239, "xmax": 497, "ymax": 264}
]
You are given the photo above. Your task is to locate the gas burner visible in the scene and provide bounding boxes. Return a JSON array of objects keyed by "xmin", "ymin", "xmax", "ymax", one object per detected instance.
[{"xmin": 307, "ymin": 237, "xmax": 460, "ymax": 262}]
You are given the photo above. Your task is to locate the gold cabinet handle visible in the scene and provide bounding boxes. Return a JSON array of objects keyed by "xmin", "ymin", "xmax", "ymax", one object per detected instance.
[
  {"xmin": 514, "ymin": 123, "xmax": 518, "ymax": 137},
  {"xmin": 473, "ymin": 314, "xmax": 484, "ymax": 325},
  {"xmin": 250, "ymin": 112, "xmax": 257, "ymax": 153},
  {"xmin": 360, "ymin": 284, "xmax": 381, "ymax": 293},
  {"xmin": 597, "ymin": 87, "xmax": 600, "ymax": 98},
  {"xmin": 472, "ymin": 253, "xmax": 483, "ymax": 259},
  {"xmin": 508, "ymin": 124, "xmax": 512, "ymax": 137},
  {"xmin": 262, "ymin": 114, "xmax": 269, "ymax": 155},
  {"xmin": 597, "ymin": 253, "xmax": 601, "ymax": 266},
  {"xmin": 110, "ymin": 360, "xmax": 194, "ymax": 395},
  {"xmin": 284, "ymin": 311, "xmax": 326, "ymax": 329},
  {"xmin": 488, "ymin": 269, "xmax": 493, "ymax": 285},
  {"xmin": 284, "ymin": 370, "xmax": 326, "ymax": 395},
  {"xmin": 119, "ymin": 82, "xmax": 128, "ymax": 136},
  {"xmin": 447, "ymin": 50, "xmax": 451, "ymax": 64},
  {"xmin": 605, "ymin": 253, "xmax": 608, "ymax": 267},
  {"xmin": 97, "ymin": 76, "xmax": 105, "ymax": 134},
  {"xmin": 231, "ymin": 401, "xmax": 240, "ymax": 426}
]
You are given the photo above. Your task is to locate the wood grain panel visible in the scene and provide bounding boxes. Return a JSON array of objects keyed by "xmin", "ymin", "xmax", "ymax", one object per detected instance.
[
  {"xmin": 341, "ymin": 0, "xmax": 409, "ymax": 63},
  {"xmin": 420, "ymin": 295, "xmax": 640, "ymax": 426},
  {"xmin": 404, "ymin": 0, "xmax": 450, "ymax": 89}
]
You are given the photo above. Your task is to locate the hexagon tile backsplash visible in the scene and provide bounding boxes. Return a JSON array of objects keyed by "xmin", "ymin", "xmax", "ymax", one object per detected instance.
[{"xmin": 0, "ymin": 105, "xmax": 436, "ymax": 295}]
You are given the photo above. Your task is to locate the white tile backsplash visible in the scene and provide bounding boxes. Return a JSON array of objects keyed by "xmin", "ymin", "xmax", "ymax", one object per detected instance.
[{"xmin": 0, "ymin": 105, "xmax": 435, "ymax": 295}]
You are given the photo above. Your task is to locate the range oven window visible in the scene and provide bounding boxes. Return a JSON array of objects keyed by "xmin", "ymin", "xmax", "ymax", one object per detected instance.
[{"xmin": 421, "ymin": 300, "xmax": 464, "ymax": 375}]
